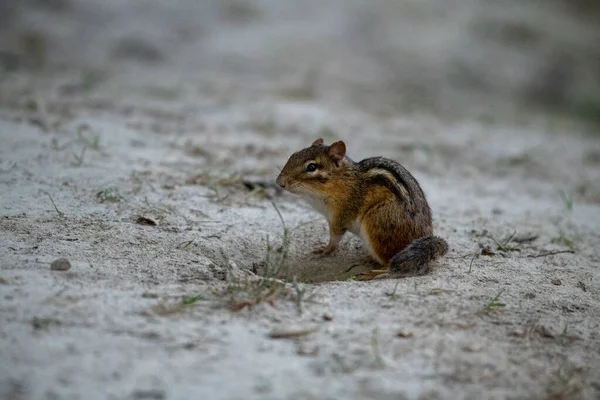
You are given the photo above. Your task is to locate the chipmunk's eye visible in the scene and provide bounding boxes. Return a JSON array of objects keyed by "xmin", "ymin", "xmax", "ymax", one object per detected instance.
[{"xmin": 305, "ymin": 163, "xmax": 317, "ymax": 172}]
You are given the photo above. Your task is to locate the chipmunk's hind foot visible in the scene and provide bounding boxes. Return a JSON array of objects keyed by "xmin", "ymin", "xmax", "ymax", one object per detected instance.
[{"xmin": 356, "ymin": 269, "xmax": 390, "ymax": 281}]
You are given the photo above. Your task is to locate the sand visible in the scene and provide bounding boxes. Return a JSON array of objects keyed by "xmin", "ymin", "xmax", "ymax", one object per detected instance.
[{"xmin": 1, "ymin": 1, "xmax": 600, "ymax": 399}]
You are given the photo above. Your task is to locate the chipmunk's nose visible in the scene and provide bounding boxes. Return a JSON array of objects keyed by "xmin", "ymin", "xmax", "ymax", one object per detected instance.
[{"xmin": 276, "ymin": 175, "xmax": 286, "ymax": 188}]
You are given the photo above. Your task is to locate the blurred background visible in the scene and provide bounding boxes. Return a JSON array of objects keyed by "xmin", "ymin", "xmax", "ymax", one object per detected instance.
[{"xmin": 1, "ymin": 0, "xmax": 599, "ymax": 125}]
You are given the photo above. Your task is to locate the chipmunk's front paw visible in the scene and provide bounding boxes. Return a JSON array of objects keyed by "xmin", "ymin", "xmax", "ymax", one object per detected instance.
[{"xmin": 312, "ymin": 244, "xmax": 338, "ymax": 255}]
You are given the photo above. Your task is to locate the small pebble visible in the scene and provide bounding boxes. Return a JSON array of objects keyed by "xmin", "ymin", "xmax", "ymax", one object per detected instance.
[
  {"xmin": 463, "ymin": 343, "xmax": 483, "ymax": 352},
  {"xmin": 551, "ymin": 279, "xmax": 562, "ymax": 286},
  {"xmin": 50, "ymin": 258, "xmax": 71, "ymax": 271}
]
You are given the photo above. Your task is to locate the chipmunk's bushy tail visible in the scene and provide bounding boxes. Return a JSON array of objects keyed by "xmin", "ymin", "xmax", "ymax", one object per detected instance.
[{"xmin": 389, "ymin": 236, "xmax": 448, "ymax": 276}]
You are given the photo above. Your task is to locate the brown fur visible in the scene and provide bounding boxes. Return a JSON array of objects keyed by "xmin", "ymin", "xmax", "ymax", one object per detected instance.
[{"xmin": 276, "ymin": 139, "xmax": 448, "ymax": 278}]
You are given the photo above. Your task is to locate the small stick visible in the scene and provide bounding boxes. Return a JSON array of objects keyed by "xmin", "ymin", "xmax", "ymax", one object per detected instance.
[
  {"xmin": 269, "ymin": 326, "xmax": 319, "ymax": 339},
  {"xmin": 177, "ymin": 240, "xmax": 194, "ymax": 249},
  {"xmin": 528, "ymin": 250, "xmax": 575, "ymax": 258}
]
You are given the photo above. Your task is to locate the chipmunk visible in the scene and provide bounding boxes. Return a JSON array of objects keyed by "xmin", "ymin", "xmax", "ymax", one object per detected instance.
[{"xmin": 275, "ymin": 138, "xmax": 448, "ymax": 280}]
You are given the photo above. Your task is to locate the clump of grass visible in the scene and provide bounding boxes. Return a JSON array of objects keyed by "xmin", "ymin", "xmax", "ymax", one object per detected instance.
[
  {"xmin": 464, "ymin": 250, "xmax": 504, "ymax": 272},
  {"xmin": 47, "ymin": 194, "xmax": 65, "ymax": 218},
  {"xmin": 487, "ymin": 230, "xmax": 520, "ymax": 252},
  {"xmin": 213, "ymin": 201, "xmax": 292, "ymax": 312},
  {"xmin": 370, "ymin": 329, "xmax": 386, "ymax": 369},
  {"xmin": 384, "ymin": 281, "xmax": 401, "ymax": 300},
  {"xmin": 96, "ymin": 188, "xmax": 121, "ymax": 203},
  {"xmin": 185, "ymin": 142, "xmax": 210, "ymax": 158},
  {"xmin": 331, "ymin": 353, "xmax": 356, "ymax": 374},
  {"xmin": 289, "ymin": 276, "xmax": 316, "ymax": 316},
  {"xmin": 463, "ymin": 252, "xmax": 480, "ymax": 273},
  {"xmin": 428, "ymin": 288, "xmax": 452, "ymax": 296},
  {"xmin": 483, "ymin": 289, "xmax": 506, "ymax": 312},
  {"xmin": 558, "ymin": 189, "xmax": 573, "ymax": 212},
  {"xmin": 66, "ymin": 125, "xmax": 103, "ymax": 166},
  {"xmin": 175, "ymin": 203, "xmax": 316, "ymax": 314},
  {"xmin": 72, "ymin": 146, "xmax": 86, "ymax": 166},
  {"xmin": 81, "ymin": 70, "xmax": 105, "ymax": 93},
  {"xmin": 551, "ymin": 232, "xmax": 577, "ymax": 252},
  {"xmin": 554, "ymin": 323, "xmax": 581, "ymax": 346},
  {"xmin": 215, "ymin": 247, "xmax": 286, "ymax": 312},
  {"xmin": 50, "ymin": 137, "xmax": 72, "ymax": 151},
  {"xmin": 185, "ymin": 171, "xmax": 242, "ymax": 202},
  {"xmin": 76, "ymin": 124, "xmax": 101, "ymax": 151},
  {"xmin": 151, "ymin": 294, "xmax": 208, "ymax": 315},
  {"xmin": 177, "ymin": 240, "xmax": 194, "ymax": 249},
  {"xmin": 471, "ymin": 228, "xmax": 489, "ymax": 238},
  {"xmin": 181, "ymin": 295, "xmax": 205, "ymax": 305},
  {"xmin": 546, "ymin": 363, "xmax": 583, "ymax": 399},
  {"xmin": 265, "ymin": 201, "xmax": 291, "ymax": 278},
  {"xmin": 25, "ymin": 94, "xmax": 50, "ymax": 131}
]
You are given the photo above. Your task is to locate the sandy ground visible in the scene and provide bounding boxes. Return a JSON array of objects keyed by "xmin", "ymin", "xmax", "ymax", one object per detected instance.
[{"xmin": 1, "ymin": 1, "xmax": 600, "ymax": 399}]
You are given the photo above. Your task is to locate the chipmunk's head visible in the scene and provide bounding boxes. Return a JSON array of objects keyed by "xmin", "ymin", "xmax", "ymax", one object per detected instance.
[{"xmin": 276, "ymin": 138, "xmax": 347, "ymax": 196}]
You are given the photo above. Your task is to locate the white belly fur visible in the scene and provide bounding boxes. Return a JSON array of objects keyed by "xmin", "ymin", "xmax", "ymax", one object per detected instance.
[
  {"xmin": 303, "ymin": 196, "xmax": 332, "ymax": 222},
  {"xmin": 357, "ymin": 220, "xmax": 381, "ymax": 262},
  {"xmin": 349, "ymin": 218, "xmax": 381, "ymax": 263}
]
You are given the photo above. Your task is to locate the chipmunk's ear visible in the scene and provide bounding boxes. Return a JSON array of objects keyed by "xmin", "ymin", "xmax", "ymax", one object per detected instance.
[
  {"xmin": 311, "ymin": 138, "xmax": 324, "ymax": 147},
  {"xmin": 328, "ymin": 141, "xmax": 346, "ymax": 161}
]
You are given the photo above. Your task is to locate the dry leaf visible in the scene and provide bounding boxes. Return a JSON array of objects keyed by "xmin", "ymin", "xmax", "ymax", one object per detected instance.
[
  {"xmin": 137, "ymin": 216, "xmax": 158, "ymax": 226},
  {"xmin": 481, "ymin": 246, "xmax": 496, "ymax": 256},
  {"xmin": 396, "ymin": 329, "xmax": 414, "ymax": 338},
  {"xmin": 269, "ymin": 327, "xmax": 319, "ymax": 339}
]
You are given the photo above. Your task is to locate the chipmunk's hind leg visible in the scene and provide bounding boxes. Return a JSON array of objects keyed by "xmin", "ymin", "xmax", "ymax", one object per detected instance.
[{"xmin": 355, "ymin": 201, "xmax": 406, "ymax": 281}]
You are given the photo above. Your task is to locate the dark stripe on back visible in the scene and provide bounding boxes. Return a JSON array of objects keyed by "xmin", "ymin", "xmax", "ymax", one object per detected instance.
[
  {"xmin": 366, "ymin": 174, "xmax": 410, "ymax": 206},
  {"xmin": 359, "ymin": 157, "xmax": 417, "ymax": 202}
]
